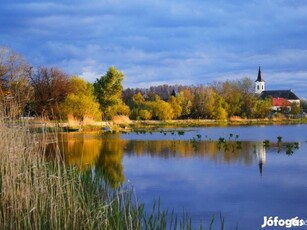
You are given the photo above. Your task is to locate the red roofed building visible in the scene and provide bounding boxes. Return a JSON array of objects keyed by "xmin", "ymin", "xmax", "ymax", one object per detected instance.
[
  {"xmin": 255, "ymin": 66, "xmax": 301, "ymax": 113},
  {"xmin": 272, "ymin": 98, "xmax": 291, "ymax": 112}
]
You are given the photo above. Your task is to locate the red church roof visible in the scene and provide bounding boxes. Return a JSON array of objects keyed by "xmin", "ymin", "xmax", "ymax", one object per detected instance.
[{"xmin": 273, "ymin": 98, "xmax": 291, "ymax": 107}]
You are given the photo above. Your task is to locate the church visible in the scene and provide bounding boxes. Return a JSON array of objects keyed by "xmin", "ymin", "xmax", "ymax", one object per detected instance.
[{"xmin": 255, "ymin": 67, "xmax": 300, "ymax": 112}]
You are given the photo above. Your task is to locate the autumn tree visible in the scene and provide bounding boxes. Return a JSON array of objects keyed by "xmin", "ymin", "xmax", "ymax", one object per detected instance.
[
  {"xmin": 130, "ymin": 92, "xmax": 152, "ymax": 120},
  {"xmin": 0, "ymin": 47, "xmax": 32, "ymax": 116},
  {"xmin": 192, "ymin": 87, "xmax": 228, "ymax": 119},
  {"xmin": 177, "ymin": 89, "xmax": 194, "ymax": 118},
  {"xmin": 29, "ymin": 67, "xmax": 70, "ymax": 118},
  {"xmin": 213, "ymin": 80, "xmax": 243, "ymax": 117},
  {"xmin": 94, "ymin": 67, "xmax": 129, "ymax": 119},
  {"xmin": 149, "ymin": 96, "xmax": 174, "ymax": 120},
  {"xmin": 60, "ymin": 76, "xmax": 102, "ymax": 122},
  {"xmin": 192, "ymin": 87, "xmax": 214, "ymax": 118},
  {"xmin": 168, "ymin": 95, "xmax": 182, "ymax": 119}
]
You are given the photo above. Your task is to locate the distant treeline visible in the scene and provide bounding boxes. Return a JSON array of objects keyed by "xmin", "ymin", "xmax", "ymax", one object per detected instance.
[
  {"xmin": 0, "ymin": 47, "xmax": 304, "ymax": 121},
  {"xmin": 123, "ymin": 80, "xmax": 274, "ymax": 120}
]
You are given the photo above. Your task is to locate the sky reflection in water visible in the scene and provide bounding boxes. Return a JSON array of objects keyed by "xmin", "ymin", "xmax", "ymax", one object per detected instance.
[{"xmin": 55, "ymin": 124, "xmax": 307, "ymax": 230}]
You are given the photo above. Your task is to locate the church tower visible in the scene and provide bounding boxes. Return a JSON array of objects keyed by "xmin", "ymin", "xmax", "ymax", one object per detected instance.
[{"xmin": 255, "ymin": 66, "xmax": 265, "ymax": 94}]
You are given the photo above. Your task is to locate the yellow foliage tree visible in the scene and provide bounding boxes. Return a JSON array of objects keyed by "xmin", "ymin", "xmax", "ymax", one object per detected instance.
[{"xmin": 60, "ymin": 77, "xmax": 102, "ymax": 122}]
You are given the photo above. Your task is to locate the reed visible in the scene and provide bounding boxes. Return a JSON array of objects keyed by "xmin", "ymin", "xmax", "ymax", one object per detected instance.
[{"xmin": 0, "ymin": 110, "xmax": 225, "ymax": 229}]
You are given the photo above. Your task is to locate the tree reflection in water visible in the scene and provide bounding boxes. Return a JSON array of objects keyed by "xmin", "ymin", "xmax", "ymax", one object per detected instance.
[{"xmin": 49, "ymin": 132, "xmax": 300, "ymax": 189}]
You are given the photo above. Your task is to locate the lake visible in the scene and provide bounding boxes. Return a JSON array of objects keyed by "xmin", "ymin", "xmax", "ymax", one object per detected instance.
[{"xmin": 54, "ymin": 124, "xmax": 307, "ymax": 229}]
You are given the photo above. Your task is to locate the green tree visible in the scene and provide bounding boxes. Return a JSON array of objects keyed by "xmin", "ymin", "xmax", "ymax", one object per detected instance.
[
  {"xmin": 222, "ymin": 81, "xmax": 242, "ymax": 117},
  {"xmin": 290, "ymin": 102, "xmax": 301, "ymax": 116},
  {"xmin": 212, "ymin": 94, "xmax": 228, "ymax": 120},
  {"xmin": 251, "ymin": 98, "xmax": 272, "ymax": 118},
  {"xmin": 238, "ymin": 78, "xmax": 256, "ymax": 118},
  {"xmin": 130, "ymin": 92, "xmax": 152, "ymax": 120},
  {"xmin": 94, "ymin": 67, "xmax": 129, "ymax": 119}
]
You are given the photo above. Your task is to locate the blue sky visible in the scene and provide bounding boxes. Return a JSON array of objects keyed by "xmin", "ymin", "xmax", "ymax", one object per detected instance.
[{"xmin": 1, "ymin": 0, "xmax": 307, "ymax": 98}]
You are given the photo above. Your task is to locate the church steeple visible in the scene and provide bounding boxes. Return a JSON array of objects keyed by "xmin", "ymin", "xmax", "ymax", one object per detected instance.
[
  {"xmin": 256, "ymin": 66, "xmax": 264, "ymax": 82},
  {"xmin": 255, "ymin": 66, "xmax": 265, "ymax": 94}
]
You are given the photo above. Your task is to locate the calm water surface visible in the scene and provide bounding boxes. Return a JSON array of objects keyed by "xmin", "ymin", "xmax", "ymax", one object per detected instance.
[{"xmin": 57, "ymin": 125, "xmax": 307, "ymax": 229}]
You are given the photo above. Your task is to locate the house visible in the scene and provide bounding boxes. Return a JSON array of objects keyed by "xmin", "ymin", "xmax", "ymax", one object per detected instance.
[
  {"xmin": 271, "ymin": 98, "xmax": 292, "ymax": 112},
  {"xmin": 255, "ymin": 67, "xmax": 300, "ymax": 112}
]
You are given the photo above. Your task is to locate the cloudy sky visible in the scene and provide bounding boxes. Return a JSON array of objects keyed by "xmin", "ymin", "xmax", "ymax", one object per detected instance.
[{"xmin": 1, "ymin": 0, "xmax": 307, "ymax": 98}]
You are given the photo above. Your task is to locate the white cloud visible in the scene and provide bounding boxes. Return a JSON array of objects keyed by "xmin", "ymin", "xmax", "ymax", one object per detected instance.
[{"xmin": 1, "ymin": 0, "xmax": 307, "ymax": 97}]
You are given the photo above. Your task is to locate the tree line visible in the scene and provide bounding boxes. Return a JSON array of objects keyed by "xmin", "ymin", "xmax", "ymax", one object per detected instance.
[{"xmin": 0, "ymin": 47, "xmax": 302, "ymax": 122}]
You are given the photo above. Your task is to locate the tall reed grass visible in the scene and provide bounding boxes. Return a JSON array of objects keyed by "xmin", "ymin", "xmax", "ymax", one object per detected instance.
[{"xmin": 0, "ymin": 109, "xmax": 226, "ymax": 229}]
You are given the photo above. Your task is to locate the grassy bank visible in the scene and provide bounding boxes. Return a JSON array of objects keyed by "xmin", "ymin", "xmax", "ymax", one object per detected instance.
[
  {"xmin": 131, "ymin": 117, "xmax": 307, "ymax": 129},
  {"xmin": 0, "ymin": 116, "xmax": 227, "ymax": 229},
  {"xmin": 19, "ymin": 117, "xmax": 307, "ymax": 135}
]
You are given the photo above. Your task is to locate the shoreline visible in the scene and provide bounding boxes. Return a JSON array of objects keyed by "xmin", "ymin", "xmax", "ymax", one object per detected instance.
[{"xmin": 14, "ymin": 117, "xmax": 307, "ymax": 132}]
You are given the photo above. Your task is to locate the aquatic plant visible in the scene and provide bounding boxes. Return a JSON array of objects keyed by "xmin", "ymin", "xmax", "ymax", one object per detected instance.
[
  {"xmin": 236, "ymin": 141, "xmax": 242, "ymax": 150},
  {"xmin": 286, "ymin": 144, "xmax": 294, "ymax": 155},
  {"xmin": 217, "ymin": 137, "xmax": 231, "ymax": 152},
  {"xmin": 178, "ymin": 131, "xmax": 185, "ymax": 136},
  {"xmin": 190, "ymin": 134, "xmax": 202, "ymax": 151},
  {"xmin": 263, "ymin": 140, "xmax": 270, "ymax": 147},
  {"xmin": 294, "ymin": 142, "xmax": 300, "ymax": 149},
  {"xmin": 0, "ymin": 115, "xmax": 226, "ymax": 229}
]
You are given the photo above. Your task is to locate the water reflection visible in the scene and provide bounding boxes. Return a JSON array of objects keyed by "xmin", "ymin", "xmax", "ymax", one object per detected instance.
[
  {"xmin": 48, "ymin": 132, "xmax": 300, "ymax": 189},
  {"xmin": 255, "ymin": 142, "xmax": 266, "ymax": 176},
  {"xmin": 95, "ymin": 138, "xmax": 126, "ymax": 188},
  {"xmin": 51, "ymin": 133, "xmax": 126, "ymax": 188}
]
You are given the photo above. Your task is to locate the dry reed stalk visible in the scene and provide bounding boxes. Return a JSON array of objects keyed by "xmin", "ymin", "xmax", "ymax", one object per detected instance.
[{"xmin": 0, "ymin": 108, "xmax": 107, "ymax": 229}]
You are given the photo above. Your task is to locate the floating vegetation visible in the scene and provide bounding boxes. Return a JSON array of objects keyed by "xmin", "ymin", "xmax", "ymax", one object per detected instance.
[
  {"xmin": 236, "ymin": 141, "xmax": 242, "ymax": 150},
  {"xmin": 284, "ymin": 142, "xmax": 300, "ymax": 156},
  {"xmin": 294, "ymin": 142, "xmax": 300, "ymax": 149},
  {"xmin": 217, "ymin": 137, "xmax": 231, "ymax": 152},
  {"xmin": 218, "ymin": 137, "xmax": 226, "ymax": 143},
  {"xmin": 178, "ymin": 131, "xmax": 185, "ymax": 136},
  {"xmin": 190, "ymin": 134, "xmax": 202, "ymax": 151},
  {"xmin": 261, "ymin": 139, "xmax": 300, "ymax": 156},
  {"xmin": 286, "ymin": 144, "xmax": 294, "ymax": 155},
  {"xmin": 263, "ymin": 140, "xmax": 270, "ymax": 147}
]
